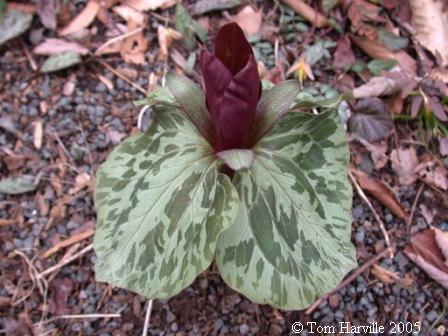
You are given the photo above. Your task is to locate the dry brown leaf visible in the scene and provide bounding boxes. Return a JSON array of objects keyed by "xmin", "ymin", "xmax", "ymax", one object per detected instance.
[
  {"xmin": 405, "ymin": 228, "xmax": 448, "ymax": 288},
  {"xmin": 231, "ymin": 6, "xmax": 262, "ymax": 38},
  {"xmin": 390, "ymin": 147, "xmax": 419, "ymax": 186},
  {"xmin": 63, "ymin": 73, "xmax": 77, "ymax": 96},
  {"xmin": 112, "ymin": 5, "xmax": 146, "ymax": 26},
  {"xmin": 119, "ymin": 21, "xmax": 148, "ymax": 65},
  {"xmin": 350, "ymin": 34, "xmax": 416, "ymax": 76},
  {"xmin": 372, "ymin": 264, "xmax": 397, "ymax": 284},
  {"xmin": 415, "ymin": 160, "xmax": 448, "ymax": 190},
  {"xmin": 358, "ymin": 138, "xmax": 388, "ymax": 170},
  {"xmin": 352, "ymin": 169, "xmax": 409, "ymax": 221},
  {"xmin": 59, "ymin": 0, "xmax": 100, "ymax": 36},
  {"xmin": 434, "ymin": 228, "xmax": 448, "ymax": 264},
  {"xmin": 333, "ymin": 36, "xmax": 356, "ymax": 69},
  {"xmin": 33, "ymin": 120, "xmax": 43, "ymax": 150},
  {"xmin": 97, "ymin": 74, "xmax": 114, "ymax": 91},
  {"xmin": 33, "ymin": 38, "xmax": 89, "ymax": 56},
  {"xmin": 68, "ymin": 173, "xmax": 92, "ymax": 195},
  {"xmin": 409, "ymin": 0, "xmax": 448, "ymax": 66},
  {"xmin": 405, "ymin": 252, "xmax": 448, "ymax": 288},
  {"xmin": 122, "ymin": 0, "xmax": 176, "ymax": 11}
]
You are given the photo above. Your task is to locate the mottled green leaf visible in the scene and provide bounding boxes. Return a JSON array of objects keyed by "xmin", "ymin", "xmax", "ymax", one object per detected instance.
[
  {"xmin": 0, "ymin": 175, "xmax": 36, "ymax": 195},
  {"xmin": 217, "ymin": 149, "xmax": 255, "ymax": 171},
  {"xmin": 191, "ymin": 0, "xmax": 241, "ymax": 15},
  {"xmin": 0, "ymin": 9, "xmax": 33, "ymax": 46},
  {"xmin": 134, "ymin": 86, "xmax": 178, "ymax": 108},
  {"xmin": 175, "ymin": 4, "xmax": 197, "ymax": 51},
  {"xmin": 166, "ymin": 73, "xmax": 213, "ymax": 141},
  {"xmin": 216, "ymin": 109, "xmax": 356, "ymax": 310},
  {"xmin": 41, "ymin": 51, "xmax": 81, "ymax": 73},
  {"xmin": 252, "ymin": 80, "xmax": 301, "ymax": 139},
  {"xmin": 94, "ymin": 107, "xmax": 239, "ymax": 299}
]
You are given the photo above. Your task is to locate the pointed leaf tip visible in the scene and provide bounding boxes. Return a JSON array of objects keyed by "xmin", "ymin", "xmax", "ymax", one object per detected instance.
[{"xmin": 217, "ymin": 149, "xmax": 255, "ymax": 171}]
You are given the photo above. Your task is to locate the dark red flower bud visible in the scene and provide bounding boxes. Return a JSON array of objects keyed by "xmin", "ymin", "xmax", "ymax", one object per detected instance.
[{"xmin": 200, "ymin": 22, "xmax": 261, "ymax": 151}]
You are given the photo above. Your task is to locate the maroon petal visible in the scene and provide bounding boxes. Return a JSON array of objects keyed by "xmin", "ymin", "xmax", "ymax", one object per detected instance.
[
  {"xmin": 215, "ymin": 55, "xmax": 260, "ymax": 150},
  {"xmin": 215, "ymin": 22, "xmax": 254, "ymax": 75},
  {"xmin": 200, "ymin": 49, "xmax": 233, "ymax": 119}
]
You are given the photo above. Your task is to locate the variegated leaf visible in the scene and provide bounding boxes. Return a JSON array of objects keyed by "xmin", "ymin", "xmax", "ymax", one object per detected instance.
[
  {"xmin": 216, "ymin": 110, "xmax": 356, "ymax": 310},
  {"xmin": 94, "ymin": 107, "xmax": 239, "ymax": 299}
]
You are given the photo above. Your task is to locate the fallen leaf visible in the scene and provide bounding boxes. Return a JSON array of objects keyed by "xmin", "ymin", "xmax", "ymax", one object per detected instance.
[
  {"xmin": 0, "ymin": 9, "xmax": 33, "ymax": 46},
  {"xmin": 49, "ymin": 278, "xmax": 74, "ymax": 315},
  {"xmin": 350, "ymin": 34, "xmax": 416, "ymax": 76},
  {"xmin": 390, "ymin": 147, "xmax": 419, "ymax": 185},
  {"xmin": 0, "ymin": 175, "xmax": 37, "ymax": 195},
  {"xmin": 40, "ymin": 51, "xmax": 82, "ymax": 73},
  {"xmin": 35, "ymin": 0, "xmax": 60, "ymax": 30},
  {"xmin": 409, "ymin": 0, "xmax": 448, "ymax": 66},
  {"xmin": 333, "ymin": 36, "xmax": 356, "ymax": 69},
  {"xmin": 68, "ymin": 173, "xmax": 91, "ymax": 195},
  {"xmin": 419, "ymin": 204, "xmax": 435, "ymax": 225},
  {"xmin": 231, "ymin": 6, "xmax": 262, "ymax": 38},
  {"xmin": 439, "ymin": 137, "xmax": 448, "ymax": 156},
  {"xmin": 33, "ymin": 38, "xmax": 89, "ymax": 56},
  {"xmin": 372, "ymin": 264, "xmax": 398, "ymax": 284},
  {"xmin": 358, "ymin": 138, "xmax": 388, "ymax": 170},
  {"xmin": 281, "ymin": 0, "xmax": 328, "ymax": 27},
  {"xmin": 97, "ymin": 74, "xmax": 114, "ymax": 91},
  {"xmin": 352, "ymin": 169, "xmax": 409, "ymax": 221},
  {"xmin": 367, "ymin": 59, "xmax": 398, "ymax": 75},
  {"xmin": 112, "ymin": 5, "xmax": 146, "ymax": 27},
  {"xmin": 347, "ymin": 0, "xmax": 383, "ymax": 37},
  {"xmin": 353, "ymin": 76, "xmax": 398, "ymax": 99},
  {"xmin": 120, "ymin": 24, "xmax": 147, "ymax": 64},
  {"xmin": 192, "ymin": 0, "xmax": 241, "ymax": 15},
  {"xmin": 63, "ymin": 73, "xmax": 77, "ymax": 96},
  {"xmin": 405, "ymin": 228, "xmax": 448, "ymax": 288},
  {"xmin": 34, "ymin": 119, "xmax": 43, "ymax": 150},
  {"xmin": 415, "ymin": 160, "xmax": 448, "ymax": 190},
  {"xmin": 59, "ymin": 0, "xmax": 100, "ymax": 36},
  {"xmin": 349, "ymin": 98, "xmax": 393, "ymax": 142},
  {"xmin": 122, "ymin": 0, "xmax": 176, "ymax": 11}
]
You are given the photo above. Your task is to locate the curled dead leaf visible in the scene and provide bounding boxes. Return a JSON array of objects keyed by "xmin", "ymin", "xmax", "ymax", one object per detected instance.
[
  {"xmin": 351, "ymin": 169, "xmax": 409, "ymax": 221},
  {"xmin": 59, "ymin": 0, "xmax": 100, "ymax": 36},
  {"xmin": 409, "ymin": 0, "xmax": 448, "ymax": 66},
  {"xmin": 34, "ymin": 38, "xmax": 89, "ymax": 56},
  {"xmin": 231, "ymin": 5, "xmax": 262, "ymax": 38},
  {"xmin": 390, "ymin": 147, "xmax": 419, "ymax": 186}
]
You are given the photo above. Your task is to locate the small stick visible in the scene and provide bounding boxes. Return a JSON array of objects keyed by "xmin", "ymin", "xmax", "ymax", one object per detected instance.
[
  {"xmin": 305, "ymin": 247, "xmax": 393, "ymax": 315},
  {"xmin": 407, "ymin": 183, "xmax": 424, "ymax": 237},
  {"xmin": 0, "ymin": 219, "xmax": 17, "ymax": 227},
  {"xmin": 97, "ymin": 59, "xmax": 146, "ymax": 94},
  {"xmin": 35, "ymin": 313, "xmax": 121, "ymax": 326},
  {"xmin": 37, "ymin": 244, "xmax": 93, "ymax": 279},
  {"xmin": 95, "ymin": 27, "xmax": 144, "ymax": 55},
  {"xmin": 20, "ymin": 38, "xmax": 38, "ymax": 71},
  {"xmin": 349, "ymin": 171, "xmax": 393, "ymax": 258},
  {"xmin": 280, "ymin": 0, "xmax": 328, "ymax": 28},
  {"xmin": 141, "ymin": 300, "xmax": 153, "ymax": 336},
  {"xmin": 43, "ymin": 229, "xmax": 94, "ymax": 258}
]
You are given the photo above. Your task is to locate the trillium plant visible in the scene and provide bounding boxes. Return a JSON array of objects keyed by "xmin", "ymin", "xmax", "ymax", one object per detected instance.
[{"xmin": 94, "ymin": 23, "xmax": 356, "ymax": 310}]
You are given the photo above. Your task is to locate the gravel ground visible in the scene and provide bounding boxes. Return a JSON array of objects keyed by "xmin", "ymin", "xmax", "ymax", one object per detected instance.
[{"xmin": 1, "ymin": 14, "xmax": 447, "ymax": 336}]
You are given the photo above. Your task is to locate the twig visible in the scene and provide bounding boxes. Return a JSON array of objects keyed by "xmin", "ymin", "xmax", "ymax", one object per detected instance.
[
  {"xmin": 43, "ymin": 229, "xmax": 94, "ymax": 258},
  {"xmin": 35, "ymin": 313, "xmax": 121, "ymax": 326},
  {"xmin": 37, "ymin": 244, "xmax": 93, "ymax": 279},
  {"xmin": 305, "ymin": 247, "xmax": 394, "ymax": 315},
  {"xmin": 94, "ymin": 27, "xmax": 144, "ymax": 55},
  {"xmin": 20, "ymin": 38, "xmax": 38, "ymax": 71},
  {"xmin": 407, "ymin": 183, "xmax": 424, "ymax": 237},
  {"xmin": 141, "ymin": 300, "xmax": 153, "ymax": 336},
  {"xmin": 280, "ymin": 0, "xmax": 328, "ymax": 27},
  {"xmin": 349, "ymin": 171, "xmax": 393, "ymax": 258},
  {"xmin": 97, "ymin": 59, "xmax": 146, "ymax": 94}
]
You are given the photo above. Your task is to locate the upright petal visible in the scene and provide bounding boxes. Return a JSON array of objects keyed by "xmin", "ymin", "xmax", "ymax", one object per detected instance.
[
  {"xmin": 200, "ymin": 49, "xmax": 233, "ymax": 118},
  {"xmin": 216, "ymin": 55, "xmax": 260, "ymax": 150},
  {"xmin": 215, "ymin": 22, "xmax": 254, "ymax": 75}
]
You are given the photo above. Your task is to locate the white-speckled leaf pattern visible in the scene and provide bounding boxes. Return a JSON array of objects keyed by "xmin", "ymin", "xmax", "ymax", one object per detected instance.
[
  {"xmin": 216, "ymin": 110, "xmax": 356, "ymax": 310},
  {"xmin": 94, "ymin": 108, "xmax": 239, "ymax": 299}
]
